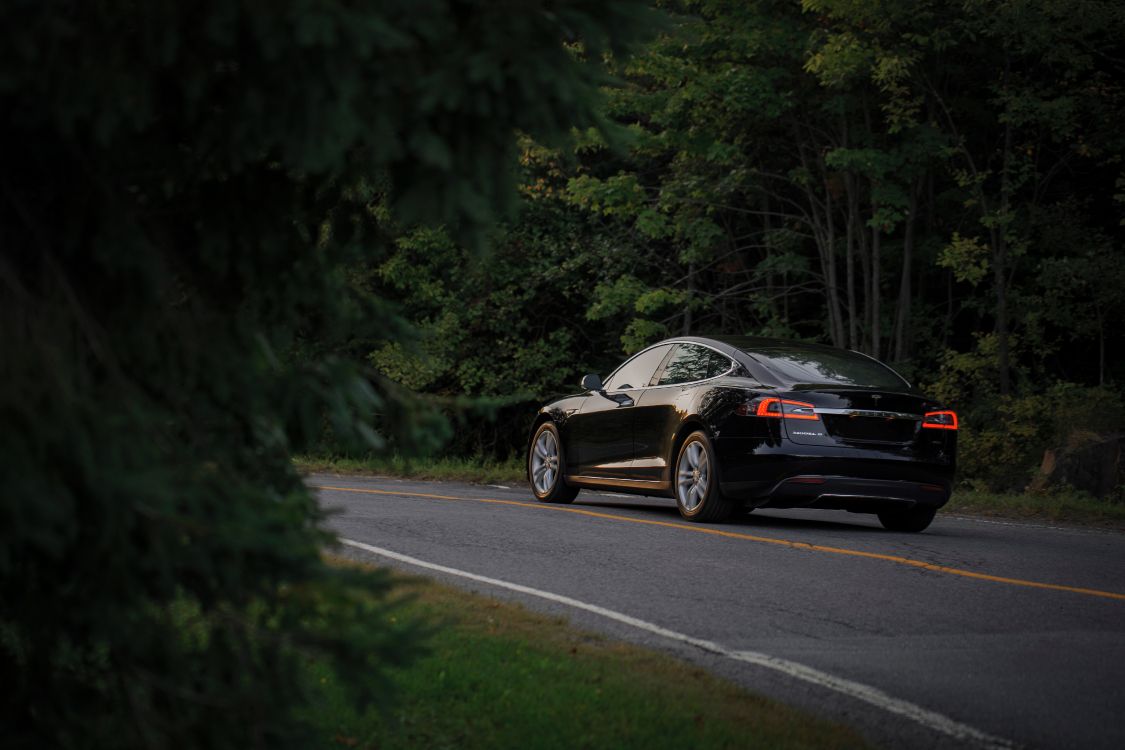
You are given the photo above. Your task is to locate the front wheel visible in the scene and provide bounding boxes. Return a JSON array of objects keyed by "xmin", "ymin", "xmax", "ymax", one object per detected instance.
[
  {"xmin": 674, "ymin": 431, "xmax": 735, "ymax": 522},
  {"xmin": 528, "ymin": 422, "xmax": 579, "ymax": 504},
  {"xmin": 877, "ymin": 506, "xmax": 937, "ymax": 533}
]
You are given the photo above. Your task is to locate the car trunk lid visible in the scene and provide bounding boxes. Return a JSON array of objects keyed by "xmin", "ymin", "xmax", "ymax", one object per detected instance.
[{"xmin": 776, "ymin": 386, "xmax": 938, "ymax": 447}]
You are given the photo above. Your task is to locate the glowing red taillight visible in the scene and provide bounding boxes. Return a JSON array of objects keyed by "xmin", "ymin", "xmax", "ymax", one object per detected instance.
[
  {"xmin": 922, "ymin": 410, "xmax": 958, "ymax": 430},
  {"xmin": 752, "ymin": 397, "xmax": 819, "ymax": 420}
]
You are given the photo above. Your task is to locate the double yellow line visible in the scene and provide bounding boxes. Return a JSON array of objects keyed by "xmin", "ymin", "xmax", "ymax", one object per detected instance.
[{"xmin": 314, "ymin": 484, "xmax": 1125, "ymax": 603}]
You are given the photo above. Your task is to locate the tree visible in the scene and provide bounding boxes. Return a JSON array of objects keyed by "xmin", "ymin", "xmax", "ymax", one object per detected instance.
[{"xmin": 0, "ymin": 1, "xmax": 652, "ymax": 746}]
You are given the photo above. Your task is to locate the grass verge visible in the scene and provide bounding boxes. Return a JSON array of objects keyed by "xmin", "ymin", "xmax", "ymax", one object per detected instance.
[
  {"xmin": 309, "ymin": 558, "xmax": 868, "ymax": 750},
  {"xmin": 293, "ymin": 454, "xmax": 525, "ymax": 485},
  {"xmin": 944, "ymin": 489, "xmax": 1125, "ymax": 528}
]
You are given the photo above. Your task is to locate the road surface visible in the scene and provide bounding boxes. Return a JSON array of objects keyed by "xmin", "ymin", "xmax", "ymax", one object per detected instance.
[{"xmin": 313, "ymin": 474, "xmax": 1125, "ymax": 749}]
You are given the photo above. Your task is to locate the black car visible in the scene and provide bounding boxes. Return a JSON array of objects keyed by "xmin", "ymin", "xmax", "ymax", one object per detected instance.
[{"xmin": 527, "ymin": 336, "xmax": 957, "ymax": 532}]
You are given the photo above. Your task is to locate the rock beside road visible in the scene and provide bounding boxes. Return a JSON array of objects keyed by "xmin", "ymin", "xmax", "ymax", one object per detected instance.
[{"xmin": 1030, "ymin": 432, "xmax": 1124, "ymax": 499}]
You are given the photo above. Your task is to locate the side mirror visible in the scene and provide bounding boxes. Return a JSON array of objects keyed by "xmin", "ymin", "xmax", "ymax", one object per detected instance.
[{"xmin": 580, "ymin": 373, "xmax": 604, "ymax": 392}]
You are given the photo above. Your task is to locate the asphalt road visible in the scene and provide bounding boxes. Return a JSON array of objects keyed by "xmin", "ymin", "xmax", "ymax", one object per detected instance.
[{"xmin": 313, "ymin": 474, "xmax": 1125, "ymax": 750}]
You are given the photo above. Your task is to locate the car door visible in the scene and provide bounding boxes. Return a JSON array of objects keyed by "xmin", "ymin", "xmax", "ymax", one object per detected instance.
[
  {"xmin": 632, "ymin": 343, "xmax": 735, "ymax": 483},
  {"xmin": 568, "ymin": 344, "xmax": 674, "ymax": 479}
]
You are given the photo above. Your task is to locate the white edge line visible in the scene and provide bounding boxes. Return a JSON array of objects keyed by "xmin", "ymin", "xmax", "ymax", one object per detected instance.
[
  {"xmin": 339, "ymin": 537, "xmax": 1013, "ymax": 749},
  {"xmin": 944, "ymin": 514, "xmax": 1113, "ymax": 535}
]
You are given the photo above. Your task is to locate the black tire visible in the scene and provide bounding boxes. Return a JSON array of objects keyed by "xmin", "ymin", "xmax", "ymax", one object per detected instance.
[
  {"xmin": 528, "ymin": 422, "xmax": 579, "ymax": 504},
  {"xmin": 673, "ymin": 430, "xmax": 735, "ymax": 522},
  {"xmin": 877, "ymin": 505, "xmax": 937, "ymax": 532}
]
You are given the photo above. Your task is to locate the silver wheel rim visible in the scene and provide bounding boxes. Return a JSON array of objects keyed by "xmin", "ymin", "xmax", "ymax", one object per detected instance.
[
  {"xmin": 531, "ymin": 429, "xmax": 560, "ymax": 495},
  {"xmin": 676, "ymin": 440, "xmax": 709, "ymax": 512}
]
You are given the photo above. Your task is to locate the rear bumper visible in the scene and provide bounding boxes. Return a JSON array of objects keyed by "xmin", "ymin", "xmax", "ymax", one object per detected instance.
[
  {"xmin": 715, "ymin": 440, "xmax": 953, "ymax": 513},
  {"xmin": 729, "ymin": 474, "xmax": 951, "ymax": 512}
]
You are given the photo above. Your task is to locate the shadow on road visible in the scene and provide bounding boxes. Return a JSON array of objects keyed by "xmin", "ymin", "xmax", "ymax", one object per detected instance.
[
  {"xmin": 573, "ymin": 497, "xmax": 891, "ymax": 535},
  {"xmin": 735, "ymin": 511, "xmax": 886, "ymax": 534},
  {"xmin": 574, "ymin": 499, "xmax": 680, "ymax": 515}
]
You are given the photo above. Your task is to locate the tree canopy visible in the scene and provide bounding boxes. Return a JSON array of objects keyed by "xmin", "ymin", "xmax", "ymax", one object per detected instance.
[{"xmin": 366, "ymin": 0, "xmax": 1125, "ymax": 491}]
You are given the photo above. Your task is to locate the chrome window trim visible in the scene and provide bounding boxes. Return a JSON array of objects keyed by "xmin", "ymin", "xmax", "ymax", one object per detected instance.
[{"xmin": 603, "ymin": 340, "xmax": 738, "ymax": 394}]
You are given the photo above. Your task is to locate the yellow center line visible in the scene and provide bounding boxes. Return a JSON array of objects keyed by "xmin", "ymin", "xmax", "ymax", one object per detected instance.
[{"xmin": 314, "ymin": 484, "xmax": 1125, "ymax": 603}]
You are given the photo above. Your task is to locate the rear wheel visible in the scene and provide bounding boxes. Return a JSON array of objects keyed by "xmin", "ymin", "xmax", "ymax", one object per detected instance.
[
  {"xmin": 674, "ymin": 431, "xmax": 735, "ymax": 522},
  {"xmin": 528, "ymin": 422, "xmax": 579, "ymax": 504},
  {"xmin": 877, "ymin": 506, "xmax": 937, "ymax": 532}
]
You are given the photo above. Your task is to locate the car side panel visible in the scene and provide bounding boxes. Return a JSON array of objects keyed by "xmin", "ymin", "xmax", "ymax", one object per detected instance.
[
  {"xmin": 537, "ymin": 396, "xmax": 587, "ymax": 470},
  {"xmin": 630, "ymin": 379, "xmax": 775, "ymax": 484},
  {"xmin": 567, "ymin": 389, "xmax": 643, "ymax": 478},
  {"xmin": 631, "ymin": 387, "xmax": 686, "ymax": 482}
]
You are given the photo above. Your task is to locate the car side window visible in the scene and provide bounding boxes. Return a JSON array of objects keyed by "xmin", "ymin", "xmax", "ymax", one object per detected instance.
[
  {"xmin": 656, "ymin": 344, "xmax": 732, "ymax": 386},
  {"xmin": 707, "ymin": 350, "xmax": 734, "ymax": 378},
  {"xmin": 603, "ymin": 344, "xmax": 674, "ymax": 391}
]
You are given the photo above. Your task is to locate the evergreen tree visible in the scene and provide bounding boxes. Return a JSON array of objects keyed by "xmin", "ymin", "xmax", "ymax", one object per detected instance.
[{"xmin": 0, "ymin": 1, "xmax": 652, "ymax": 747}]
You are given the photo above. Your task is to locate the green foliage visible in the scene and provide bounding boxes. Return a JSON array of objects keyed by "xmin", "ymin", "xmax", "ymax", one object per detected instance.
[
  {"xmin": 566, "ymin": 173, "xmax": 649, "ymax": 216},
  {"xmin": 0, "ymin": 0, "xmax": 653, "ymax": 746},
  {"xmin": 358, "ymin": 0, "xmax": 1125, "ymax": 477},
  {"xmin": 938, "ymin": 233, "xmax": 991, "ymax": 286},
  {"xmin": 925, "ymin": 338, "xmax": 1125, "ymax": 491}
]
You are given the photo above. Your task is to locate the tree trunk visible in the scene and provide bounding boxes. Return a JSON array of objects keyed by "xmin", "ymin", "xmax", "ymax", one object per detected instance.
[
  {"xmin": 844, "ymin": 173, "xmax": 859, "ymax": 349},
  {"xmin": 683, "ymin": 262, "xmax": 695, "ymax": 334},
  {"xmin": 851, "ymin": 178, "xmax": 870, "ymax": 351},
  {"xmin": 892, "ymin": 178, "xmax": 920, "ymax": 362},
  {"xmin": 870, "ymin": 212, "xmax": 881, "ymax": 360},
  {"xmin": 795, "ymin": 134, "xmax": 846, "ymax": 348},
  {"xmin": 821, "ymin": 166, "xmax": 845, "ymax": 347},
  {"xmin": 944, "ymin": 270, "xmax": 953, "ymax": 348},
  {"xmin": 764, "ymin": 197, "xmax": 775, "ymax": 327},
  {"xmin": 994, "ymin": 55, "xmax": 1013, "ymax": 395},
  {"xmin": 861, "ymin": 94, "xmax": 876, "ymax": 356},
  {"xmin": 1098, "ymin": 314, "xmax": 1105, "ymax": 386},
  {"xmin": 841, "ymin": 113, "xmax": 858, "ymax": 350},
  {"xmin": 995, "ymin": 116, "xmax": 1012, "ymax": 395}
]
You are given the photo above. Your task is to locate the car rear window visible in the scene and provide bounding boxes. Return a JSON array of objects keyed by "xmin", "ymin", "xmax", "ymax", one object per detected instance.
[{"xmin": 746, "ymin": 347, "xmax": 909, "ymax": 389}]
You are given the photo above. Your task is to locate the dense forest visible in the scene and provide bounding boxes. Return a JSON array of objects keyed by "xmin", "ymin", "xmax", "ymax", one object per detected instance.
[{"xmin": 358, "ymin": 0, "xmax": 1125, "ymax": 494}]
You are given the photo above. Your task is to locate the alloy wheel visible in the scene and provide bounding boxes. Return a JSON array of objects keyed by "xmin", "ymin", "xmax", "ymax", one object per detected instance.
[
  {"xmin": 531, "ymin": 429, "xmax": 560, "ymax": 495},
  {"xmin": 677, "ymin": 440, "xmax": 710, "ymax": 511}
]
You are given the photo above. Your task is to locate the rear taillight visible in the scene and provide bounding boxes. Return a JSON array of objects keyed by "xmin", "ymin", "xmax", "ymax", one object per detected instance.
[
  {"xmin": 922, "ymin": 410, "xmax": 958, "ymax": 430},
  {"xmin": 751, "ymin": 397, "xmax": 819, "ymax": 420}
]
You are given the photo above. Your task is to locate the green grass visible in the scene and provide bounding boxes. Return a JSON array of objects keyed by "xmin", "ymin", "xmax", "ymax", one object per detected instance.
[
  {"xmin": 944, "ymin": 489, "xmax": 1125, "ymax": 529},
  {"xmin": 308, "ymin": 562, "xmax": 868, "ymax": 750},
  {"xmin": 293, "ymin": 454, "xmax": 525, "ymax": 485}
]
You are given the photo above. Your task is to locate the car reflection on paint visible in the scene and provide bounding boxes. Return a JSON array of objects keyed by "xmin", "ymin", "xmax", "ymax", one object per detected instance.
[{"xmin": 527, "ymin": 336, "xmax": 957, "ymax": 532}]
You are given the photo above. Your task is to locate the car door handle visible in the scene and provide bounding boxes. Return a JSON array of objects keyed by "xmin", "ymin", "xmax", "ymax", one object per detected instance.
[{"xmin": 601, "ymin": 391, "xmax": 634, "ymax": 407}]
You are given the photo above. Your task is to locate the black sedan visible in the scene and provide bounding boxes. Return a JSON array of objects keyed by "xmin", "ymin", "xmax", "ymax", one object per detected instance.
[{"xmin": 527, "ymin": 336, "xmax": 957, "ymax": 532}]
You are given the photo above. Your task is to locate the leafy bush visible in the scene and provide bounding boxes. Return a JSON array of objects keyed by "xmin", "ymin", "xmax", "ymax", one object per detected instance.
[{"xmin": 928, "ymin": 342, "xmax": 1125, "ymax": 491}]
